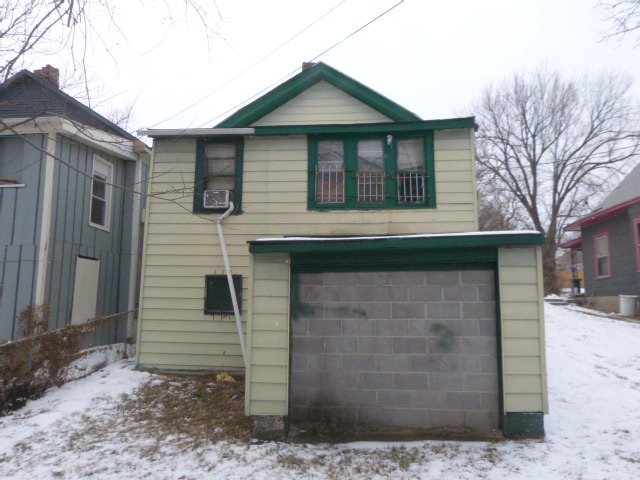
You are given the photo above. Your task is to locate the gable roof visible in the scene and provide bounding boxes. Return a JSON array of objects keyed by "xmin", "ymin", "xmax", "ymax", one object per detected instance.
[
  {"xmin": 0, "ymin": 69, "xmax": 136, "ymax": 141},
  {"xmin": 564, "ymin": 161, "xmax": 640, "ymax": 231},
  {"xmin": 596, "ymin": 161, "xmax": 640, "ymax": 213},
  {"xmin": 217, "ymin": 62, "xmax": 422, "ymax": 128}
]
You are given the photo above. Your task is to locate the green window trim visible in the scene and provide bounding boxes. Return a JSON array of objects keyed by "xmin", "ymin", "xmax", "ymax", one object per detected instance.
[
  {"xmin": 193, "ymin": 137, "xmax": 244, "ymax": 215},
  {"xmin": 307, "ymin": 131, "xmax": 436, "ymax": 211}
]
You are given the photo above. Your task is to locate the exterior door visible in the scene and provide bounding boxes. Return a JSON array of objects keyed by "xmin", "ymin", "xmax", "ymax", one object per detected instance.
[{"xmin": 71, "ymin": 256, "xmax": 100, "ymax": 324}]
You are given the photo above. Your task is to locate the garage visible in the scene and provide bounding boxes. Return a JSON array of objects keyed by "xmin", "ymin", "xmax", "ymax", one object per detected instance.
[
  {"xmin": 245, "ymin": 232, "xmax": 548, "ymax": 439},
  {"xmin": 289, "ymin": 268, "xmax": 499, "ymax": 433}
]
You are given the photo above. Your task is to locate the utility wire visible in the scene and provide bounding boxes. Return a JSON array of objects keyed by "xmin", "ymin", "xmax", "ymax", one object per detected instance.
[
  {"xmin": 149, "ymin": 0, "xmax": 347, "ymax": 128},
  {"xmin": 199, "ymin": 0, "xmax": 405, "ymax": 127}
]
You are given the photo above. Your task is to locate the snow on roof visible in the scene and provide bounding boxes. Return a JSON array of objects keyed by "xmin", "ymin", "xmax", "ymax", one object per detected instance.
[{"xmin": 252, "ymin": 230, "xmax": 542, "ymax": 243}]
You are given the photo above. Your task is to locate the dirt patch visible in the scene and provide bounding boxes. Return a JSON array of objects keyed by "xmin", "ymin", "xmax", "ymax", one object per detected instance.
[{"xmin": 63, "ymin": 372, "xmax": 253, "ymax": 456}]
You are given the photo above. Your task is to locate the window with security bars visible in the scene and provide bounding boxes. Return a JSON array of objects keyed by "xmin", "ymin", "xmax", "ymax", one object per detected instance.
[
  {"xmin": 397, "ymin": 138, "xmax": 425, "ymax": 204},
  {"xmin": 357, "ymin": 139, "xmax": 385, "ymax": 203},
  {"xmin": 316, "ymin": 140, "xmax": 345, "ymax": 204},
  {"xmin": 311, "ymin": 134, "xmax": 433, "ymax": 209}
]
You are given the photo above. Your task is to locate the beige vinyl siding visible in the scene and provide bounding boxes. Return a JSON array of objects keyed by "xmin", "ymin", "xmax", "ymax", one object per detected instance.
[
  {"xmin": 252, "ymin": 81, "xmax": 392, "ymax": 126},
  {"xmin": 245, "ymin": 253, "xmax": 290, "ymax": 415},
  {"xmin": 137, "ymin": 128, "xmax": 476, "ymax": 370},
  {"xmin": 498, "ymin": 246, "xmax": 548, "ymax": 414}
]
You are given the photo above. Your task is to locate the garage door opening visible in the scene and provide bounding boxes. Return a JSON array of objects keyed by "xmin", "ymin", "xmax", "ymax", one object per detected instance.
[{"xmin": 289, "ymin": 269, "xmax": 499, "ymax": 436}]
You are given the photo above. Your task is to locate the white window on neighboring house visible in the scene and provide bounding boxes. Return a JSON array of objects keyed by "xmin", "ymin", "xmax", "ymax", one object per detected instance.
[
  {"xmin": 594, "ymin": 232, "xmax": 611, "ymax": 279},
  {"xmin": 89, "ymin": 156, "xmax": 113, "ymax": 231}
]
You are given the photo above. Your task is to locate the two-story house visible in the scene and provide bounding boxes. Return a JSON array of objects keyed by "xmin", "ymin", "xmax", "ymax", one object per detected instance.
[
  {"xmin": 138, "ymin": 63, "xmax": 547, "ymax": 439},
  {"xmin": 563, "ymin": 161, "xmax": 640, "ymax": 314},
  {"xmin": 0, "ymin": 65, "xmax": 149, "ymax": 341}
]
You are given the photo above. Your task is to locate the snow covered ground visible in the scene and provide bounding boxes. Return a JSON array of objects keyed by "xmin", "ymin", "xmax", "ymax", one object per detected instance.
[{"xmin": 1, "ymin": 304, "xmax": 640, "ymax": 479}]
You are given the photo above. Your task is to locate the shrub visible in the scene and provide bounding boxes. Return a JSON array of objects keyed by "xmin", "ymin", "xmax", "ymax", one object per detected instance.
[{"xmin": 0, "ymin": 305, "xmax": 84, "ymax": 415}]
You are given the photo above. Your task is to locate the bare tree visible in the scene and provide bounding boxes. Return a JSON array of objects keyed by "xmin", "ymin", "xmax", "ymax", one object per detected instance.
[
  {"xmin": 1, "ymin": 1, "xmax": 223, "ymax": 101},
  {"xmin": 474, "ymin": 68, "xmax": 640, "ymax": 292},
  {"xmin": 599, "ymin": 1, "xmax": 640, "ymax": 43}
]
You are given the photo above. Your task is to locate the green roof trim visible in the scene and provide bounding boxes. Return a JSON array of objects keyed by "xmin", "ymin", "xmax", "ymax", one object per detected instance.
[
  {"xmin": 253, "ymin": 118, "xmax": 475, "ymax": 136},
  {"xmin": 217, "ymin": 62, "xmax": 422, "ymax": 128},
  {"xmin": 248, "ymin": 232, "xmax": 546, "ymax": 254}
]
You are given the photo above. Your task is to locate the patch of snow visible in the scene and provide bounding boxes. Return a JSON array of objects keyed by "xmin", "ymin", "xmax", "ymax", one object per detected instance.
[
  {"xmin": 63, "ymin": 343, "xmax": 134, "ymax": 381},
  {"xmin": 0, "ymin": 360, "xmax": 150, "ymax": 459},
  {"xmin": 1, "ymin": 305, "xmax": 640, "ymax": 479}
]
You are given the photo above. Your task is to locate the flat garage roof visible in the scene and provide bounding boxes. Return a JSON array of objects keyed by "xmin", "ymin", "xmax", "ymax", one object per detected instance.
[{"xmin": 248, "ymin": 231, "xmax": 546, "ymax": 254}]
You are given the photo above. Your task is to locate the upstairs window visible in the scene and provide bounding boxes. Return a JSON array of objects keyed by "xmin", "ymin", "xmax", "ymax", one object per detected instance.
[
  {"xmin": 89, "ymin": 157, "xmax": 113, "ymax": 231},
  {"xmin": 194, "ymin": 138, "xmax": 244, "ymax": 214},
  {"xmin": 309, "ymin": 132, "xmax": 434, "ymax": 210},
  {"xmin": 594, "ymin": 233, "xmax": 611, "ymax": 279}
]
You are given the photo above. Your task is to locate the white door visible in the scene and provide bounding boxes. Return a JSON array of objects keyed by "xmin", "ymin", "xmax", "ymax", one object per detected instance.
[{"xmin": 71, "ymin": 257, "xmax": 100, "ymax": 324}]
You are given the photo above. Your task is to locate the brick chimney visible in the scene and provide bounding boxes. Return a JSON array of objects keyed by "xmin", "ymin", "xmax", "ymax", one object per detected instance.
[{"xmin": 33, "ymin": 65, "xmax": 60, "ymax": 88}]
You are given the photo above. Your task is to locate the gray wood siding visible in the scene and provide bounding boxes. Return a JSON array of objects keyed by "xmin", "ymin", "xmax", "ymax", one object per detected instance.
[
  {"xmin": 629, "ymin": 203, "xmax": 640, "ymax": 291},
  {"xmin": 45, "ymin": 135, "xmax": 136, "ymax": 328},
  {"xmin": 582, "ymin": 213, "xmax": 640, "ymax": 297},
  {"xmin": 0, "ymin": 134, "xmax": 47, "ymax": 339}
]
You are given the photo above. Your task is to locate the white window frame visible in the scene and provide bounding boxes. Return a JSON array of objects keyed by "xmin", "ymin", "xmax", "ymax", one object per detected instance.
[{"xmin": 89, "ymin": 156, "xmax": 113, "ymax": 231}]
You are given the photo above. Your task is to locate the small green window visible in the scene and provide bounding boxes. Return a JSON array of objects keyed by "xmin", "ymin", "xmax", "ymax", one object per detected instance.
[
  {"xmin": 205, "ymin": 275, "xmax": 242, "ymax": 315},
  {"xmin": 308, "ymin": 132, "xmax": 435, "ymax": 210},
  {"xmin": 194, "ymin": 138, "xmax": 243, "ymax": 214}
]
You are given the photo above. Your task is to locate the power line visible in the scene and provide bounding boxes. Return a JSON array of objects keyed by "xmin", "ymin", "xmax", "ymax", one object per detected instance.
[
  {"xmin": 199, "ymin": 0, "xmax": 405, "ymax": 127},
  {"xmin": 149, "ymin": 0, "xmax": 347, "ymax": 128}
]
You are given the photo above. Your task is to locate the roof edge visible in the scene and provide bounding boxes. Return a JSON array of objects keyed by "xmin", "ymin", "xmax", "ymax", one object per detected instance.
[
  {"xmin": 249, "ymin": 231, "xmax": 546, "ymax": 254},
  {"xmin": 217, "ymin": 62, "xmax": 422, "ymax": 128},
  {"xmin": 0, "ymin": 70, "xmax": 137, "ymax": 142},
  {"xmin": 564, "ymin": 197, "xmax": 640, "ymax": 231}
]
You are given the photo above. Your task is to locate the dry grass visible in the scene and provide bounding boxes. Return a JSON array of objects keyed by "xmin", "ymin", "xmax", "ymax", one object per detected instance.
[
  {"xmin": 61, "ymin": 372, "xmax": 253, "ymax": 458},
  {"xmin": 118, "ymin": 373, "xmax": 253, "ymax": 445}
]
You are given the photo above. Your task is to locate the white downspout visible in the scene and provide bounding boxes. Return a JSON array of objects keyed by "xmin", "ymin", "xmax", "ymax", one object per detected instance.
[
  {"xmin": 34, "ymin": 131, "xmax": 57, "ymax": 306},
  {"xmin": 216, "ymin": 202, "xmax": 247, "ymax": 367}
]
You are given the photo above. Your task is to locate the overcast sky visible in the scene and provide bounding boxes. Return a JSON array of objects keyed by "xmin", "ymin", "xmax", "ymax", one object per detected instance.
[{"xmin": 27, "ymin": 0, "xmax": 639, "ymax": 132}]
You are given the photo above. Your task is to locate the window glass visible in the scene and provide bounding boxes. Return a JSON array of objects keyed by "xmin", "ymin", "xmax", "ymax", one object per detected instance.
[
  {"xmin": 357, "ymin": 139, "xmax": 384, "ymax": 203},
  {"xmin": 206, "ymin": 144, "xmax": 236, "ymax": 176},
  {"xmin": 397, "ymin": 138, "xmax": 424, "ymax": 171},
  {"xmin": 317, "ymin": 140, "xmax": 345, "ymax": 204},
  {"xmin": 595, "ymin": 235, "xmax": 610, "ymax": 277},
  {"xmin": 89, "ymin": 159, "xmax": 111, "ymax": 229},
  {"xmin": 318, "ymin": 140, "xmax": 344, "ymax": 170},
  {"xmin": 635, "ymin": 220, "xmax": 640, "ymax": 270},
  {"xmin": 206, "ymin": 176, "xmax": 235, "ymax": 191},
  {"xmin": 357, "ymin": 140, "xmax": 384, "ymax": 171}
]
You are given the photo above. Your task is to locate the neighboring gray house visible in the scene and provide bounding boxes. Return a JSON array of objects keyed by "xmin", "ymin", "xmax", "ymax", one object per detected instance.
[
  {"xmin": 0, "ymin": 65, "xmax": 149, "ymax": 340},
  {"xmin": 563, "ymin": 162, "xmax": 640, "ymax": 313}
]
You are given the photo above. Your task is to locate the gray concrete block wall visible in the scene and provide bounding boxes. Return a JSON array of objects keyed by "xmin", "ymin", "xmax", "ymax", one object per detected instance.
[{"xmin": 290, "ymin": 270, "xmax": 499, "ymax": 432}]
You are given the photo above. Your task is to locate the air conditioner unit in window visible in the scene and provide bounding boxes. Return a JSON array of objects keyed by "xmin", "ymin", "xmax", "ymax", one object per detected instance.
[{"xmin": 203, "ymin": 189, "xmax": 230, "ymax": 209}]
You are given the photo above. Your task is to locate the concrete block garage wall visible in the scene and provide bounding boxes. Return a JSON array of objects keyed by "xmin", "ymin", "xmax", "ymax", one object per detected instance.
[{"xmin": 290, "ymin": 269, "xmax": 499, "ymax": 432}]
